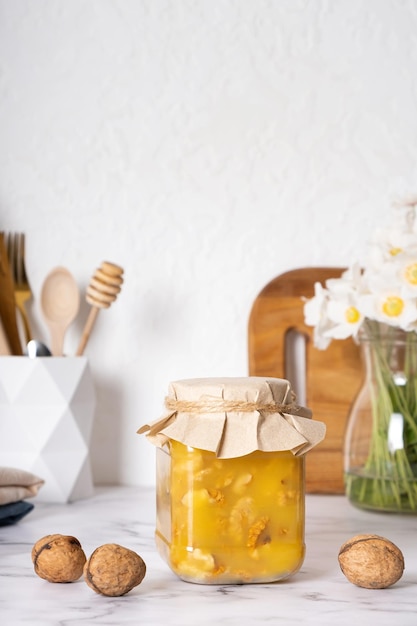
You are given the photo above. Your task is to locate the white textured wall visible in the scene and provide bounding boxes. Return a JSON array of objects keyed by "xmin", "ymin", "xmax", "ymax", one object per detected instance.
[{"xmin": 1, "ymin": 0, "xmax": 417, "ymax": 486}]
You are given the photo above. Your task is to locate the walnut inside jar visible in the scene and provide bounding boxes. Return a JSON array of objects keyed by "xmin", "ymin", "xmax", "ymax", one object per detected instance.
[
  {"xmin": 83, "ymin": 543, "xmax": 146, "ymax": 596},
  {"xmin": 31, "ymin": 534, "xmax": 86, "ymax": 583}
]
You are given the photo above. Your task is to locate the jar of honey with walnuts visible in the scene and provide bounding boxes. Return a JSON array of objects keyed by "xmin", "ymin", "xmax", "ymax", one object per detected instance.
[{"xmin": 138, "ymin": 377, "xmax": 325, "ymax": 585}]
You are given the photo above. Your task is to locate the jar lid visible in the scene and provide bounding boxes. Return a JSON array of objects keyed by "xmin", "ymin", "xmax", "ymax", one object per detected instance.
[{"xmin": 138, "ymin": 377, "xmax": 326, "ymax": 458}]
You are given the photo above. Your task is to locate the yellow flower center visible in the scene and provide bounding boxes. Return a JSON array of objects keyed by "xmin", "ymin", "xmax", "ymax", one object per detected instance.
[
  {"xmin": 389, "ymin": 247, "xmax": 402, "ymax": 256},
  {"xmin": 345, "ymin": 306, "xmax": 360, "ymax": 324},
  {"xmin": 404, "ymin": 262, "xmax": 417, "ymax": 285},
  {"xmin": 382, "ymin": 296, "xmax": 404, "ymax": 318}
]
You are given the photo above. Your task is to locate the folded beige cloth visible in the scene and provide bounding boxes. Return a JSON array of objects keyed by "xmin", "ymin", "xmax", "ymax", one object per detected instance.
[
  {"xmin": 0, "ymin": 467, "xmax": 44, "ymax": 505},
  {"xmin": 139, "ymin": 377, "xmax": 326, "ymax": 458}
]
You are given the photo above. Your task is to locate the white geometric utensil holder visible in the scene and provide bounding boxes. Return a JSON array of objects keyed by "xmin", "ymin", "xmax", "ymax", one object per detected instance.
[{"xmin": 0, "ymin": 356, "xmax": 96, "ymax": 503}]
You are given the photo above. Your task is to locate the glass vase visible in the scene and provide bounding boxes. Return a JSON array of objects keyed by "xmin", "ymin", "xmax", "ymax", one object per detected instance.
[{"xmin": 344, "ymin": 322, "xmax": 417, "ymax": 513}]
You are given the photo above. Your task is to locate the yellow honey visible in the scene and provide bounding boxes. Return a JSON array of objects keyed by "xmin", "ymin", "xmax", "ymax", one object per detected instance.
[
  {"xmin": 155, "ymin": 441, "xmax": 305, "ymax": 584},
  {"xmin": 138, "ymin": 377, "xmax": 325, "ymax": 585}
]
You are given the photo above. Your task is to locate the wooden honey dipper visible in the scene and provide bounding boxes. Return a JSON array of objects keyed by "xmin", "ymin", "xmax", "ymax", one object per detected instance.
[{"xmin": 76, "ymin": 261, "xmax": 124, "ymax": 356}]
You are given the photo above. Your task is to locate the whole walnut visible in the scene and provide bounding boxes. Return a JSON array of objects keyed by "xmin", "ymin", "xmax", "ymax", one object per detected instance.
[
  {"xmin": 83, "ymin": 543, "xmax": 146, "ymax": 596},
  {"xmin": 32, "ymin": 534, "xmax": 87, "ymax": 583},
  {"xmin": 338, "ymin": 533, "xmax": 404, "ymax": 589}
]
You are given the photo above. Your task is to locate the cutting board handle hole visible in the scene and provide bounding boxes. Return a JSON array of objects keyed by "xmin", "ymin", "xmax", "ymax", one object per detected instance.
[{"xmin": 284, "ymin": 329, "xmax": 307, "ymax": 406}]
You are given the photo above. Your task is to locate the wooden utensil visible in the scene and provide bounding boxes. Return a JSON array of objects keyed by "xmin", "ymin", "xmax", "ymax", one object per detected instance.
[
  {"xmin": 40, "ymin": 266, "xmax": 80, "ymax": 356},
  {"xmin": 76, "ymin": 261, "xmax": 124, "ymax": 356},
  {"xmin": 6, "ymin": 232, "xmax": 33, "ymax": 344},
  {"xmin": 0, "ymin": 316, "xmax": 11, "ymax": 355},
  {"xmin": 0, "ymin": 232, "xmax": 23, "ymax": 355},
  {"xmin": 248, "ymin": 267, "xmax": 362, "ymax": 494}
]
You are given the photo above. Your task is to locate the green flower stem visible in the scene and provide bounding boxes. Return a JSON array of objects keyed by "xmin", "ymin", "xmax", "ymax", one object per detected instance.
[{"xmin": 346, "ymin": 323, "xmax": 417, "ymax": 513}]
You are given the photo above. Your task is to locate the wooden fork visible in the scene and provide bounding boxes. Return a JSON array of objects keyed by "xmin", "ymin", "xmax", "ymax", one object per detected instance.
[{"xmin": 6, "ymin": 232, "xmax": 33, "ymax": 344}]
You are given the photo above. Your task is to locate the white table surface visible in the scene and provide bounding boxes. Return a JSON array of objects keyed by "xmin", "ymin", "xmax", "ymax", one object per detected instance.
[{"xmin": 1, "ymin": 486, "xmax": 416, "ymax": 625}]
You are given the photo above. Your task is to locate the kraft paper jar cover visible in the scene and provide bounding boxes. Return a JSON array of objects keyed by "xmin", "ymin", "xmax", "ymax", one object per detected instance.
[{"xmin": 138, "ymin": 377, "xmax": 326, "ymax": 458}]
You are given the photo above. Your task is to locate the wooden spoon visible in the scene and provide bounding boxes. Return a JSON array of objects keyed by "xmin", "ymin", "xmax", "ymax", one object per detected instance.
[
  {"xmin": 76, "ymin": 261, "xmax": 124, "ymax": 356},
  {"xmin": 40, "ymin": 266, "xmax": 80, "ymax": 356}
]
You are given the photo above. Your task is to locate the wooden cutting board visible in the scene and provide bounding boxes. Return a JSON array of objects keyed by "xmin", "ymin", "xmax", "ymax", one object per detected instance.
[{"xmin": 248, "ymin": 267, "xmax": 363, "ymax": 494}]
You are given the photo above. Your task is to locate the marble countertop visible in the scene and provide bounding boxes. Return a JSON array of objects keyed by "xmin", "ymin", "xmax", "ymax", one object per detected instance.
[{"xmin": 1, "ymin": 486, "xmax": 416, "ymax": 625}]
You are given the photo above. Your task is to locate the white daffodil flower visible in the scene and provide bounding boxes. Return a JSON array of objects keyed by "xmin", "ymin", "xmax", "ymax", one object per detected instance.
[
  {"xmin": 316, "ymin": 265, "xmax": 365, "ymax": 340},
  {"xmin": 324, "ymin": 297, "xmax": 364, "ymax": 340},
  {"xmin": 367, "ymin": 205, "xmax": 417, "ymax": 270},
  {"xmin": 326, "ymin": 264, "xmax": 364, "ymax": 296},
  {"xmin": 303, "ymin": 282, "xmax": 328, "ymax": 327},
  {"xmin": 368, "ymin": 227, "xmax": 417, "ymax": 269},
  {"xmin": 303, "ymin": 201, "xmax": 417, "ymax": 347},
  {"xmin": 366, "ymin": 257, "xmax": 417, "ymax": 299},
  {"xmin": 359, "ymin": 290, "xmax": 417, "ymax": 331},
  {"xmin": 394, "ymin": 254, "xmax": 417, "ymax": 298},
  {"xmin": 303, "ymin": 282, "xmax": 332, "ymax": 349}
]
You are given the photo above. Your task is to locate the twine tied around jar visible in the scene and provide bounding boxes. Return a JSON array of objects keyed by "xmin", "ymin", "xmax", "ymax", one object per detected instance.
[{"xmin": 164, "ymin": 396, "xmax": 312, "ymax": 418}]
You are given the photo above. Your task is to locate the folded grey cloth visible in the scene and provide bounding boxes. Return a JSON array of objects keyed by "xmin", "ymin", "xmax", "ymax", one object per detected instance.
[
  {"xmin": 0, "ymin": 500, "xmax": 34, "ymax": 526},
  {"xmin": 0, "ymin": 467, "xmax": 44, "ymax": 505}
]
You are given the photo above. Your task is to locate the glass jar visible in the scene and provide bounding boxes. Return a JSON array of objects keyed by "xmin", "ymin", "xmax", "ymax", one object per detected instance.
[
  {"xmin": 156, "ymin": 441, "xmax": 305, "ymax": 584},
  {"xmin": 139, "ymin": 377, "xmax": 325, "ymax": 584},
  {"xmin": 344, "ymin": 323, "xmax": 417, "ymax": 513}
]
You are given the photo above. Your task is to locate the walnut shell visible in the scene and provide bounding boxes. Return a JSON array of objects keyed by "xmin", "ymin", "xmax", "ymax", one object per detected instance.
[
  {"xmin": 32, "ymin": 534, "xmax": 87, "ymax": 583},
  {"xmin": 338, "ymin": 534, "xmax": 404, "ymax": 589},
  {"xmin": 83, "ymin": 543, "xmax": 146, "ymax": 596}
]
